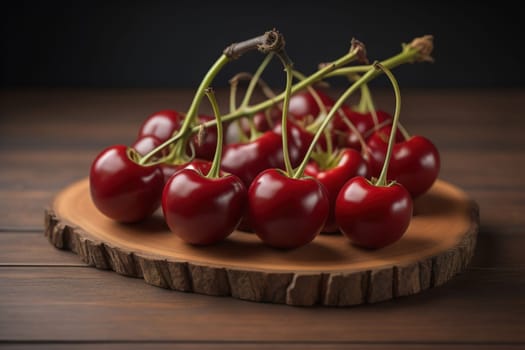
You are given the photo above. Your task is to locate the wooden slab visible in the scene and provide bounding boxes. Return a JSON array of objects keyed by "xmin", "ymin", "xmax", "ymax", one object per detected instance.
[{"xmin": 45, "ymin": 178, "xmax": 479, "ymax": 306}]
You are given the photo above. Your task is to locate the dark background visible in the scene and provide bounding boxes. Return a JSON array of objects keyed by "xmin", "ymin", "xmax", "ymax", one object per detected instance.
[{"xmin": 1, "ymin": 1, "xmax": 523, "ymax": 89}]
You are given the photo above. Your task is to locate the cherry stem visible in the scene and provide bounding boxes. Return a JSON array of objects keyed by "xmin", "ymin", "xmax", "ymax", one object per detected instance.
[
  {"xmin": 360, "ymin": 83, "xmax": 379, "ymax": 125},
  {"xmin": 398, "ymin": 123, "xmax": 411, "ymax": 140},
  {"xmin": 374, "ymin": 63, "xmax": 402, "ymax": 187},
  {"xmin": 276, "ymin": 51, "xmax": 295, "ymax": 176},
  {"xmin": 239, "ymin": 53, "xmax": 275, "ymax": 109},
  {"xmin": 325, "ymin": 35, "xmax": 434, "ymax": 79},
  {"xmin": 292, "ymin": 70, "xmax": 329, "ymax": 119},
  {"xmin": 139, "ymin": 30, "xmax": 285, "ymax": 165},
  {"xmin": 228, "ymin": 75, "xmax": 249, "ymax": 143},
  {"xmin": 194, "ymin": 43, "xmax": 364, "ymax": 133},
  {"xmin": 139, "ymin": 54, "xmax": 230, "ymax": 165},
  {"xmin": 204, "ymin": 88, "xmax": 224, "ymax": 179},
  {"xmin": 293, "ymin": 65, "xmax": 379, "ymax": 179},
  {"xmin": 336, "ymin": 108, "xmax": 368, "ymax": 151}
]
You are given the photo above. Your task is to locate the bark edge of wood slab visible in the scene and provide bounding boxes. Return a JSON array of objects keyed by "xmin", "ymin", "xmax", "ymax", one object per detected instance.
[{"xmin": 45, "ymin": 178, "xmax": 479, "ymax": 307}]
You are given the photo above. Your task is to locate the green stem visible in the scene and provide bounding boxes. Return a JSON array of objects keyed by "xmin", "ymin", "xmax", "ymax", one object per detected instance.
[
  {"xmin": 193, "ymin": 47, "xmax": 362, "ymax": 133},
  {"xmin": 229, "ymin": 76, "xmax": 239, "ymax": 113},
  {"xmin": 228, "ymin": 76, "xmax": 250, "ymax": 143},
  {"xmin": 293, "ymin": 66, "xmax": 378, "ymax": 179},
  {"xmin": 374, "ymin": 63, "xmax": 402, "ymax": 187},
  {"xmin": 325, "ymin": 45, "xmax": 423, "ymax": 79},
  {"xmin": 292, "ymin": 70, "xmax": 329, "ymax": 118},
  {"xmin": 280, "ymin": 61, "xmax": 295, "ymax": 176},
  {"xmin": 240, "ymin": 53, "xmax": 275, "ymax": 108},
  {"xmin": 140, "ymin": 54, "xmax": 230, "ymax": 165},
  {"xmin": 360, "ymin": 83, "xmax": 379, "ymax": 125},
  {"xmin": 204, "ymin": 88, "xmax": 224, "ymax": 179}
]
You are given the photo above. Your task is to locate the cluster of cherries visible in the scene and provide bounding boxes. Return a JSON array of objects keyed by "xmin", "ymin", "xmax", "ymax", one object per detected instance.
[{"xmin": 89, "ymin": 31, "xmax": 438, "ymax": 250}]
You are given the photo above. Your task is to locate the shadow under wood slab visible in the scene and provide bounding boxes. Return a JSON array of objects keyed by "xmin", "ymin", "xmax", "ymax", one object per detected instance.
[{"xmin": 44, "ymin": 178, "xmax": 479, "ymax": 307}]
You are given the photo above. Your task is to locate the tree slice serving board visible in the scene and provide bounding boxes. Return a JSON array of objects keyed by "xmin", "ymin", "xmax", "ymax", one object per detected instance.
[{"xmin": 45, "ymin": 178, "xmax": 479, "ymax": 307}]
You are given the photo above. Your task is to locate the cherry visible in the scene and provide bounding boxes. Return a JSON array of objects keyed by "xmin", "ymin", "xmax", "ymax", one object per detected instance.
[
  {"xmin": 335, "ymin": 176, "xmax": 413, "ymax": 248},
  {"xmin": 305, "ymin": 148, "xmax": 368, "ymax": 232},
  {"xmin": 137, "ymin": 110, "xmax": 183, "ymax": 142},
  {"xmin": 390, "ymin": 136, "xmax": 440, "ymax": 197},
  {"xmin": 162, "ymin": 89, "xmax": 247, "ymax": 245},
  {"xmin": 335, "ymin": 63, "xmax": 413, "ymax": 249},
  {"xmin": 221, "ymin": 131, "xmax": 283, "ymax": 188},
  {"xmin": 89, "ymin": 145, "xmax": 164, "ymax": 223},
  {"xmin": 162, "ymin": 168, "xmax": 246, "ymax": 245},
  {"xmin": 248, "ymin": 169, "xmax": 329, "ymax": 248},
  {"xmin": 366, "ymin": 126, "xmax": 440, "ymax": 197}
]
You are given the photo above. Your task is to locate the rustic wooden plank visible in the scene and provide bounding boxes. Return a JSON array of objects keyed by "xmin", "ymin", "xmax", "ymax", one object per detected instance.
[
  {"xmin": 0, "ymin": 232, "xmax": 86, "ymax": 266},
  {"xmin": 0, "ymin": 191, "xmax": 52, "ymax": 229},
  {"xmin": 0, "ymin": 267, "xmax": 523, "ymax": 342}
]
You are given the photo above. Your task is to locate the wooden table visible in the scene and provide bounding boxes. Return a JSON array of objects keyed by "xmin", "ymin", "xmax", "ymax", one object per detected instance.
[{"xmin": 1, "ymin": 89, "xmax": 523, "ymax": 349}]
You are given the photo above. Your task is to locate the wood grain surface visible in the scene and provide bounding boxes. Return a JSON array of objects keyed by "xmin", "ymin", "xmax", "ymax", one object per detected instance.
[
  {"xmin": 45, "ymin": 178, "xmax": 478, "ymax": 306},
  {"xmin": 0, "ymin": 89, "xmax": 524, "ymax": 349}
]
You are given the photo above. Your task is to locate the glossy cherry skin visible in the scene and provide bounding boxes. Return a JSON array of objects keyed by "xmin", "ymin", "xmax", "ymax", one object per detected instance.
[
  {"xmin": 366, "ymin": 131, "xmax": 440, "ymax": 197},
  {"xmin": 138, "ymin": 110, "xmax": 183, "ymax": 142},
  {"xmin": 305, "ymin": 148, "xmax": 368, "ymax": 232},
  {"xmin": 390, "ymin": 136, "xmax": 440, "ymax": 197},
  {"xmin": 162, "ymin": 169, "xmax": 247, "ymax": 245},
  {"xmin": 89, "ymin": 145, "xmax": 164, "ymax": 223},
  {"xmin": 335, "ymin": 176, "xmax": 413, "ymax": 249},
  {"xmin": 221, "ymin": 131, "xmax": 283, "ymax": 188},
  {"xmin": 248, "ymin": 169, "xmax": 329, "ymax": 249}
]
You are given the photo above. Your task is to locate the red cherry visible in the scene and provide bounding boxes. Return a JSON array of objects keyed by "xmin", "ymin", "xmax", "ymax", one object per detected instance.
[
  {"xmin": 248, "ymin": 169, "xmax": 329, "ymax": 249},
  {"xmin": 305, "ymin": 148, "xmax": 368, "ymax": 232},
  {"xmin": 89, "ymin": 145, "xmax": 164, "ymax": 223},
  {"xmin": 221, "ymin": 131, "xmax": 282, "ymax": 188},
  {"xmin": 335, "ymin": 176, "xmax": 413, "ymax": 249},
  {"xmin": 138, "ymin": 110, "xmax": 183, "ymax": 142},
  {"xmin": 391, "ymin": 136, "xmax": 440, "ymax": 197},
  {"xmin": 366, "ymin": 131, "xmax": 440, "ymax": 197},
  {"xmin": 162, "ymin": 169, "xmax": 246, "ymax": 245},
  {"xmin": 366, "ymin": 124, "xmax": 409, "ymax": 177}
]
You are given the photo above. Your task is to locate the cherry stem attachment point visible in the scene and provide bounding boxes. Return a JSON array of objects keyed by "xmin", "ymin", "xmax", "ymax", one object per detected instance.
[
  {"xmin": 374, "ymin": 63, "xmax": 402, "ymax": 187},
  {"xmin": 204, "ymin": 88, "xmax": 224, "ymax": 179}
]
